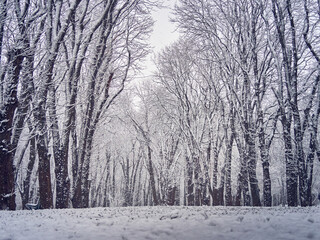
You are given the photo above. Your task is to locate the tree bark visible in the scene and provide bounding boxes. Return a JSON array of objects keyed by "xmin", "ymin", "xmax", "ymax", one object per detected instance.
[
  {"xmin": 22, "ymin": 126, "xmax": 36, "ymax": 209},
  {"xmin": 258, "ymin": 123, "xmax": 272, "ymax": 207},
  {"xmin": 186, "ymin": 155, "xmax": 194, "ymax": 206},
  {"xmin": 0, "ymin": 48, "xmax": 24, "ymax": 210}
]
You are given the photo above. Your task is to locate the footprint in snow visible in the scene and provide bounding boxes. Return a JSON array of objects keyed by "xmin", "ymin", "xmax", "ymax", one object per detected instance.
[{"xmin": 307, "ymin": 218, "xmax": 314, "ymax": 223}]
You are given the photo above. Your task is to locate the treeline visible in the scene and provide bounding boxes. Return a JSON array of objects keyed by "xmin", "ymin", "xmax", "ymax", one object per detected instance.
[
  {"xmin": 1, "ymin": 0, "xmax": 320, "ymax": 210},
  {"xmin": 0, "ymin": 0, "xmax": 154, "ymax": 210},
  {"xmin": 90, "ymin": 0, "xmax": 320, "ymax": 208}
]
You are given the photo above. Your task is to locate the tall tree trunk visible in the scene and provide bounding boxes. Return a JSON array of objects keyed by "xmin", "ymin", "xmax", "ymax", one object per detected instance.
[
  {"xmin": 306, "ymin": 96, "xmax": 320, "ymax": 205},
  {"xmin": 147, "ymin": 145, "xmax": 158, "ymax": 205},
  {"xmin": 306, "ymin": 131, "xmax": 315, "ymax": 206},
  {"xmin": 282, "ymin": 116, "xmax": 298, "ymax": 206},
  {"xmin": 246, "ymin": 128, "xmax": 261, "ymax": 206},
  {"xmin": 225, "ymin": 131, "xmax": 234, "ymax": 206},
  {"xmin": 225, "ymin": 108, "xmax": 235, "ymax": 206},
  {"xmin": 212, "ymin": 140, "xmax": 220, "ymax": 205},
  {"xmin": 272, "ymin": 0, "xmax": 299, "ymax": 207},
  {"xmin": 0, "ymin": 0, "xmax": 7, "ymax": 102},
  {"xmin": 0, "ymin": 48, "xmax": 24, "ymax": 210},
  {"xmin": 34, "ymin": 0, "xmax": 82, "ymax": 209},
  {"xmin": 234, "ymin": 133, "xmax": 251, "ymax": 206},
  {"xmin": 72, "ymin": 5, "xmax": 119, "ymax": 206},
  {"xmin": 203, "ymin": 140, "xmax": 214, "ymax": 205},
  {"xmin": 0, "ymin": 0, "xmax": 31, "ymax": 210},
  {"xmin": 194, "ymin": 155, "xmax": 201, "ymax": 206},
  {"xmin": 186, "ymin": 155, "xmax": 194, "ymax": 206},
  {"xmin": 258, "ymin": 123, "xmax": 272, "ymax": 207},
  {"xmin": 218, "ymin": 164, "xmax": 226, "ymax": 206},
  {"xmin": 35, "ymin": 129, "xmax": 53, "ymax": 209},
  {"xmin": 33, "ymin": 57, "xmax": 55, "ymax": 209},
  {"xmin": 167, "ymin": 186, "xmax": 176, "ymax": 206},
  {"xmin": 48, "ymin": 84, "xmax": 70, "ymax": 209},
  {"xmin": 22, "ymin": 126, "xmax": 36, "ymax": 209}
]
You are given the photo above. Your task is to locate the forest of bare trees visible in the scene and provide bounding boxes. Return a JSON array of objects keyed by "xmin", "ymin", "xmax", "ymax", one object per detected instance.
[{"xmin": 1, "ymin": 0, "xmax": 320, "ymax": 210}]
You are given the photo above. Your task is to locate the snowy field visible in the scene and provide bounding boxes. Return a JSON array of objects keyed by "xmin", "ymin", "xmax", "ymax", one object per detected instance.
[{"xmin": 1, "ymin": 206, "xmax": 320, "ymax": 240}]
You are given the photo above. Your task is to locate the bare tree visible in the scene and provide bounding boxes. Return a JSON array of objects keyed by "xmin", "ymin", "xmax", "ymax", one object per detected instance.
[
  {"xmin": 72, "ymin": 0, "xmax": 154, "ymax": 208},
  {"xmin": 0, "ymin": 0, "xmax": 45, "ymax": 210},
  {"xmin": 270, "ymin": 0, "xmax": 320, "ymax": 206}
]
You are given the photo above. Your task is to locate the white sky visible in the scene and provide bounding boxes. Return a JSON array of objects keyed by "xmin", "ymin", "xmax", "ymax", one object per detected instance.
[
  {"xmin": 150, "ymin": 0, "xmax": 179, "ymax": 52},
  {"xmin": 140, "ymin": 0, "xmax": 180, "ymax": 78}
]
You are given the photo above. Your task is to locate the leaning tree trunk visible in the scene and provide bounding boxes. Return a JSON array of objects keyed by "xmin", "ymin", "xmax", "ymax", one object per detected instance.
[
  {"xmin": 22, "ymin": 126, "xmax": 36, "ymax": 209},
  {"xmin": 72, "ymin": 2, "xmax": 123, "ymax": 207}
]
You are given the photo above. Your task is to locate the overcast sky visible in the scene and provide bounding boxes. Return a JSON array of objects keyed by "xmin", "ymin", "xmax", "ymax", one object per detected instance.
[
  {"xmin": 140, "ymin": 1, "xmax": 180, "ymax": 78},
  {"xmin": 150, "ymin": 1, "xmax": 179, "ymax": 52}
]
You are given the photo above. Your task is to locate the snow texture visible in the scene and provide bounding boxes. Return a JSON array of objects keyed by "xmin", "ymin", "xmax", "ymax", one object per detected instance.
[{"xmin": 1, "ymin": 206, "xmax": 319, "ymax": 240}]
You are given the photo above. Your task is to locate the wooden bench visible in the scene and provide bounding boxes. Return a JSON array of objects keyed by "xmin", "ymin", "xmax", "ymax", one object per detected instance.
[{"xmin": 26, "ymin": 199, "xmax": 40, "ymax": 210}]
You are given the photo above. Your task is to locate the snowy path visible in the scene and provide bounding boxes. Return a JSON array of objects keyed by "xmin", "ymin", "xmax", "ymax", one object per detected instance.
[{"xmin": 1, "ymin": 206, "xmax": 319, "ymax": 240}]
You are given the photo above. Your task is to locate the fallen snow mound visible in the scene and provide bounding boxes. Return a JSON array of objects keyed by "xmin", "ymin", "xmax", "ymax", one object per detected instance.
[{"xmin": 1, "ymin": 206, "xmax": 319, "ymax": 240}]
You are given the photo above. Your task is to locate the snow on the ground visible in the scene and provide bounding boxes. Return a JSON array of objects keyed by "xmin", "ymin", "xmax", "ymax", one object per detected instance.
[{"xmin": 1, "ymin": 206, "xmax": 319, "ymax": 240}]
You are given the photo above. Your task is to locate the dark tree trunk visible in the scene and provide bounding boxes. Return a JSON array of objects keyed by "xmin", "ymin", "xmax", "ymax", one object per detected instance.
[
  {"xmin": 72, "ymin": 122, "xmax": 95, "ymax": 208},
  {"xmin": 217, "ymin": 164, "xmax": 225, "ymax": 206},
  {"xmin": 235, "ymin": 173, "xmax": 242, "ymax": 206},
  {"xmin": 72, "ymin": 172, "xmax": 82, "ymax": 208},
  {"xmin": 82, "ymin": 154, "xmax": 91, "ymax": 208},
  {"xmin": 194, "ymin": 156, "xmax": 201, "ymax": 206},
  {"xmin": 246, "ymin": 127, "xmax": 261, "ymax": 206},
  {"xmin": 258, "ymin": 124, "xmax": 272, "ymax": 207},
  {"xmin": 305, "ymin": 103, "xmax": 319, "ymax": 206},
  {"xmin": 204, "ymin": 140, "xmax": 214, "ymax": 206},
  {"xmin": 186, "ymin": 155, "xmax": 194, "ymax": 206},
  {"xmin": 55, "ymin": 147, "xmax": 70, "ymax": 208},
  {"xmin": 306, "ymin": 132, "xmax": 315, "ymax": 206},
  {"xmin": 0, "ymin": 48, "xmax": 24, "ymax": 210},
  {"xmin": 0, "ymin": 147, "xmax": 16, "ymax": 210},
  {"xmin": 235, "ymin": 136, "xmax": 250, "ymax": 206},
  {"xmin": 282, "ymin": 118, "xmax": 298, "ymax": 206},
  {"xmin": 217, "ymin": 185, "xmax": 224, "ymax": 206},
  {"xmin": 225, "ymin": 132, "xmax": 234, "ymax": 206},
  {"xmin": 36, "ymin": 0, "xmax": 82, "ymax": 209},
  {"xmin": 262, "ymin": 161, "xmax": 272, "ymax": 206},
  {"xmin": 35, "ymin": 126, "xmax": 53, "ymax": 209},
  {"xmin": 48, "ymin": 84, "xmax": 70, "ymax": 209},
  {"xmin": 33, "ymin": 59, "xmax": 54, "ymax": 209},
  {"xmin": 22, "ymin": 126, "xmax": 36, "ymax": 209},
  {"xmin": 212, "ymin": 141, "xmax": 220, "ymax": 206},
  {"xmin": 272, "ymin": 0, "xmax": 300, "ymax": 207},
  {"xmin": 122, "ymin": 157, "xmax": 131, "ymax": 207},
  {"xmin": 37, "ymin": 156, "xmax": 52, "ymax": 209},
  {"xmin": 167, "ymin": 186, "xmax": 176, "ymax": 206},
  {"xmin": 147, "ymin": 145, "xmax": 158, "ymax": 205}
]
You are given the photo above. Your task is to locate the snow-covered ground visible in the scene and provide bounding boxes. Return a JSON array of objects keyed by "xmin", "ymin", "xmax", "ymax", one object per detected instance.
[{"xmin": 1, "ymin": 206, "xmax": 319, "ymax": 240}]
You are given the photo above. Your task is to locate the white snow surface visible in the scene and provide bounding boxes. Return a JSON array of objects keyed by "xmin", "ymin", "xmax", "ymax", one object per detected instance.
[{"xmin": 1, "ymin": 206, "xmax": 319, "ymax": 240}]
